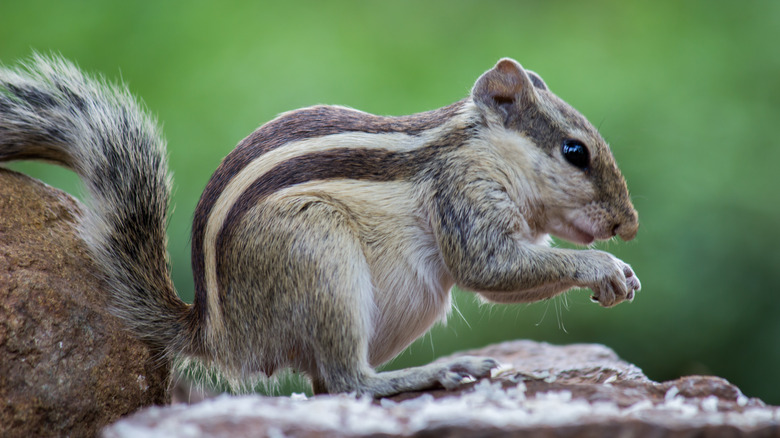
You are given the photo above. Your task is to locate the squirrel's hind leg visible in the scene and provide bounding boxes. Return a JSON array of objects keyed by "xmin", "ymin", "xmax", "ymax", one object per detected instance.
[
  {"xmin": 312, "ymin": 350, "xmax": 498, "ymax": 397},
  {"xmin": 241, "ymin": 196, "xmax": 498, "ymax": 397}
]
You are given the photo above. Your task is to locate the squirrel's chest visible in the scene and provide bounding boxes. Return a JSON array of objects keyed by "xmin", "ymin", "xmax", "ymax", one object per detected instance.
[
  {"xmin": 346, "ymin": 184, "xmax": 454, "ymax": 365},
  {"xmin": 271, "ymin": 178, "xmax": 454, "ymax": 365},
  {"xmin": 365, "ymin": 228, "xmax": 454, "ymax": 365}
]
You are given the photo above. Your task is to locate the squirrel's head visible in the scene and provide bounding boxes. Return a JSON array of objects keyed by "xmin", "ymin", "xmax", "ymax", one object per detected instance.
[{"xmin": 471, "ymin": 58, "xmax": 638, "ymax": 245}]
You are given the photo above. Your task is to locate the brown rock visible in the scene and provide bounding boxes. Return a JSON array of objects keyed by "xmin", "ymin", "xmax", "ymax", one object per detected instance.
[
  {"xmin": 0, "ymin": 169, "xmax": 170, "ymax": 437},
  {"xmin": 103, "ymin": 340, "xmax": 779, "ymax": 437}
]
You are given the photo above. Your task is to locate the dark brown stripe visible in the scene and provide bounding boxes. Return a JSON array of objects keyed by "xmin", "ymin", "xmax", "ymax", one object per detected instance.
[
  {"xmin": 501, "ymin": 91, "xmax": 597, "ymax": 157},
  {"xmin": 213, "ymin": 126, "xmax": 473, "ymax": 302},
  {"xmin": 190, "ymin": 101, "xmax": 466, "ymax": 319}
]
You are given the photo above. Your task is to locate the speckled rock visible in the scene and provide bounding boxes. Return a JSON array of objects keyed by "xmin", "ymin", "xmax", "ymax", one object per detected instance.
[
  {"xmin": 103, "ymin": 340, "xmax": 780, "ymax": 437},
  {"xmin": 0, "ymin": 169, "xmax": 170, "ymax": 437}
]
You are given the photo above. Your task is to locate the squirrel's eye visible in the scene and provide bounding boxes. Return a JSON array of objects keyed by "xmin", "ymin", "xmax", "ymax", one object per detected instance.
[{"xmin": 561, "ymin": 140, "xmax": 590, "ymax": 170}]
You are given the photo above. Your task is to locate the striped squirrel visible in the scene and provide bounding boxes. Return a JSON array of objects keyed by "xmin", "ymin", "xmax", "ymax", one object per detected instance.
[{"xmin": 0, "ymin": 55, "xmax": 640, "ymax": 397}]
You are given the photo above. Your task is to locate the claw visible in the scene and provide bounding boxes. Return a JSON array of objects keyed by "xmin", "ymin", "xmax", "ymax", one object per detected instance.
[{"xmin": 440, "ymin": 371, "xmax": 464, "ymax": 390}]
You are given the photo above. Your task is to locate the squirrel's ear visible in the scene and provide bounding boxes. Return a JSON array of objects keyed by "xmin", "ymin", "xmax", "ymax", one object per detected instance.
[
  {"xmin": 525, "ymin": 70, "xmax": 548, "ymax": 91},
  {"xmin": 472, "ymin": 58, "xmax": 536, "ymax": 114}
]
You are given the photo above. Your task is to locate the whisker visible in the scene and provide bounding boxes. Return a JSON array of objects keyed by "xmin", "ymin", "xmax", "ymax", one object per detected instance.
[
  {"xmin": 451, "ymin": 297, "xmax": 471, "ymax": 330},
  {"xmin": 535, "ymin": 299, "xmax": 551, "ymax": 327},
  {"xmin": 555, "ymin": 298, "xmax": 568, "ymax": 334}
]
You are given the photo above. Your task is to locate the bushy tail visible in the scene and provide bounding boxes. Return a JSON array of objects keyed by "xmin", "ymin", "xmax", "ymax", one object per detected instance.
[{"xmin": 0, "ymin": 54, "xmax": 196, "ymax": 355}]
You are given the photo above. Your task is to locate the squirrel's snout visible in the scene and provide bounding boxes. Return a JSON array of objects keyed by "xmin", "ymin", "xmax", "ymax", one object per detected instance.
[{"xmin": 613, "ymin": 210, "xmax": 639, "ymax": 241}]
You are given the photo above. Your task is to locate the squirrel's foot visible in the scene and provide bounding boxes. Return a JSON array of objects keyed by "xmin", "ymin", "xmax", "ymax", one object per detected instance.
[
  {"xmin": 326, "ymin": 356, "xmax": 500, "ymax": 397},
  {"xmin": 436, "ymin": 356, "xmax": 499, "ymax": 390}
]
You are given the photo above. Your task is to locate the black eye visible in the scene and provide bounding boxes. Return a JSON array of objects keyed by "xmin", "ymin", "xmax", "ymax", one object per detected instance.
[{"xmin": 561, "ymin": 140, "xmax": 590, "ymax": 170}]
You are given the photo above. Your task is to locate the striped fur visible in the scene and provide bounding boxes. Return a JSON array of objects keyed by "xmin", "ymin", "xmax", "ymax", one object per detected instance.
[
  {"xmin": 196, "ymin": 110, "xmax": 472, "ymax": 332},
  {"xmin": 1, "ymin": 56, "xmax": 640, "ymax": 397},
  {"xmin": 190, "ymin": 102, "xmax": 465, "ymax": 327}
]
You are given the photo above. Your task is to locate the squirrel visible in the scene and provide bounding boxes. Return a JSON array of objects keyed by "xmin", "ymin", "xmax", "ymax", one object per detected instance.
[{"xmin": 0, "ymin": 55, "xmax": 640, "ymax": 397}]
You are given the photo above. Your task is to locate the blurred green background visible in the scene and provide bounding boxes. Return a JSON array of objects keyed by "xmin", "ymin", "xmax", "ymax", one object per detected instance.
[{"xmin": 2, "ymin": 1, "xmax": 779, "ymax": 403}]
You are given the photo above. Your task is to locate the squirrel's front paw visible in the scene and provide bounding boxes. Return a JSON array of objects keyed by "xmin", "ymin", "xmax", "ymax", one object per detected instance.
[{"xmin": 582, "ymin": 251, "xmax": 641, "ymax": 307}]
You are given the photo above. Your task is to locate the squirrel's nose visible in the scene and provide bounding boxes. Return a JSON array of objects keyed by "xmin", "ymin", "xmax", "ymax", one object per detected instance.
[{"xmin": 613, "ymin": 209, "xmax": 639, "ymax": 241}]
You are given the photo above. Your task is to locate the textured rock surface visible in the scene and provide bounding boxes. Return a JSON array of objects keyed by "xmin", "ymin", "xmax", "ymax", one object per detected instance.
[
  {"xmin": 0, "ymin": 169, "xmax": 170, "ymax": 437},
  {"xmin": 104, "ymin": 340, "xmax": 780, "ymax": 437}
]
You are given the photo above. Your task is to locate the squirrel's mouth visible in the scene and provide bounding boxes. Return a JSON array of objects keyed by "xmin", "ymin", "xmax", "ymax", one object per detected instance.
[
  {"xmin": 546, "ymin": 217, "xmax": 596, "ymax": 245},
  {"xmin": 552, "ymin": 223, "xmax": 595, "ymax": 246},
  {"xmin": 568, "ymin": 226, "xmax": 596, "ymax": 245}
]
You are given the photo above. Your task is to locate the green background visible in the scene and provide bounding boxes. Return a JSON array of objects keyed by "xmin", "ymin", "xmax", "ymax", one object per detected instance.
[{"xmin": 2, "ymin": 1, "xmax": 779, "ymax": 403}]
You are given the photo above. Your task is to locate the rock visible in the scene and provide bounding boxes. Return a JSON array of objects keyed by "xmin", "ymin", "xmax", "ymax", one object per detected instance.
[
  {"xmin": 103, "ymin": 340, "xmax": 780, "ymax": 437},
  {"xmin": 0, "ymin": 169, "xmax": 170, "ymax": 438}
]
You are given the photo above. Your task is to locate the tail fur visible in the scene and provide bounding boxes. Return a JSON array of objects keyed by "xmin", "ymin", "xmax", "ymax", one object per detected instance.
[{"xmin": 0, "ymin": 54, "xmax": 196, "ymax": 356}]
